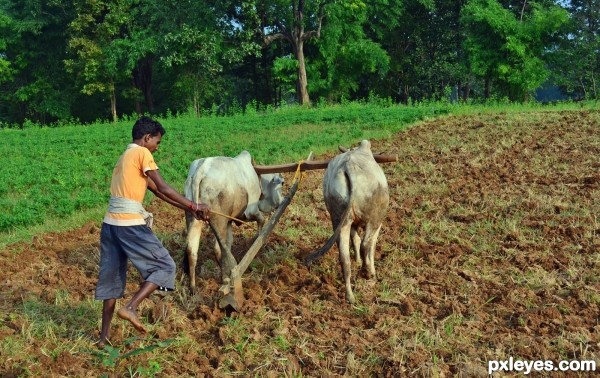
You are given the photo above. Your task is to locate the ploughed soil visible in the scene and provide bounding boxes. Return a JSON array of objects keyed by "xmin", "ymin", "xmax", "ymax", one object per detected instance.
[{"xmin": 1, "ymin": 110, "xmax": 599, "ymax": 377}]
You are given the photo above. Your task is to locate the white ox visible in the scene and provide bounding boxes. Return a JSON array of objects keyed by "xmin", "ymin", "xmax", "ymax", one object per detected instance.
[
  {"xmin": 184, "ymin": 151, "xmax": 284, "ymax": 290},
  {"xmin": 305, "ymin": 140, "xmax": 389, "ymax": 303}
]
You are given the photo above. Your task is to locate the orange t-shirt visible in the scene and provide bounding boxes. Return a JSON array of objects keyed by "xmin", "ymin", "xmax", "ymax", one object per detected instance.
[{"xmin": 103, "ymin": 144, "xmax": 159, "ymax": 226}]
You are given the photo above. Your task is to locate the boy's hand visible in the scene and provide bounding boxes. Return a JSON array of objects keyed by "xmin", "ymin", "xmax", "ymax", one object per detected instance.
[{"xmin": 194, "ymin": 203, "xmax": 210, "ymax": 221}]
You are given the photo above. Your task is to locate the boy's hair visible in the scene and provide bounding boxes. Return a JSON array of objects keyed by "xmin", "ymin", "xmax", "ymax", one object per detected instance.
[{"xmin": 132, "ymin": 116, "xmax": 166, "ymax": 140}]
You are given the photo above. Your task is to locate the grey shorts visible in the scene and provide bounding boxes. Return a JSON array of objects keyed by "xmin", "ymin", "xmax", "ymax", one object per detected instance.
[{"xmin": 95, "ymin": 223, "xmax": 176, "ymax": 300}]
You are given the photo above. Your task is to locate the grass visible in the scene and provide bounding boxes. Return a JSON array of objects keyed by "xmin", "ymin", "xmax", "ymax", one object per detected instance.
[{"xmin": 0, "ymin": 101, "xmax": 442, "ymax": 243}]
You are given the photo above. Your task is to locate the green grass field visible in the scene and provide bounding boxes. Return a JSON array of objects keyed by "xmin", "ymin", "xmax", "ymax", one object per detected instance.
[
  {"xmin": 0, "ymin": 102, "xmax": 442, "ymax": 245},
  {"xmin": 1, "ymin": 100, "xmax": 597, "ymax": 247}
]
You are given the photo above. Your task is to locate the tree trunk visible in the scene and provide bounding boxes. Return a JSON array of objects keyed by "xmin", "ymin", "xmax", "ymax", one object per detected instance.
[
  {"xmin": 579, "ymin": 77, "xmax": 587, "ymax": 99},
  {"xmin": 133, "ymin": 76, "xmax": 142, "ymax": 115},
  {"xmin": 110, "ymin": 84, "xmax": 117, "ymax": 123},
  {"xmin": 484, "ymin": 77, "xmax": 491, "ymax": 99},
  {"xmin": 294, "ymin": 39, "xmax": 310, "ymax": 105},
  {"xmin": 134, "ymin": 96, "xmax": 142, "ymax": 115},
  {"xmin": 402, "ymin": 84, "xmax": 409, "ymax": 103},
  {"xmin": 193, "ymin": 80, "xmax": 200, "ymax": 117},
  {"xmin": 462, "ymin": 83, "xmax": 471, "ymax": 101},
  {"xmin": 133, "ymin": 57, "xmax": 154, "ymax": 113}
]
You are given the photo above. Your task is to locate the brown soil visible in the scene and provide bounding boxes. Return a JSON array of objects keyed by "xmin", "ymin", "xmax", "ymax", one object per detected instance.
[{"xmin": 1, "ymin": 110, "xmax": 599, "ymax": 377}]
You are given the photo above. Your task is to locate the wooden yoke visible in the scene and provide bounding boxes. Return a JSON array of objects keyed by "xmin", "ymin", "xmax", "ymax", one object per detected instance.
[{"xmin": 253, "ymin": 153, "xmax": 398, "ymax": 174}]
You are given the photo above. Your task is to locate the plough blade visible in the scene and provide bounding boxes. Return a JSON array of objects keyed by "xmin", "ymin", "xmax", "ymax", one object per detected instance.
[{"xmin": 218, "ymin": 267, "xmax": 244, "ymax": 311}]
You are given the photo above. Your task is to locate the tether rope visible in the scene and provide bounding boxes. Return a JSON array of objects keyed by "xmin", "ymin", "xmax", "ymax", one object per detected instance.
[{"xmin": 208, "ymin": 209, "xmax": 253, "ymax": 226}]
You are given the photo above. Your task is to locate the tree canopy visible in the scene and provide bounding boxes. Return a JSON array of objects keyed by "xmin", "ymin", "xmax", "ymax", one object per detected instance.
[{"xmin": 0, "ymin": 0, "xmax": 588, "ymax": 124}]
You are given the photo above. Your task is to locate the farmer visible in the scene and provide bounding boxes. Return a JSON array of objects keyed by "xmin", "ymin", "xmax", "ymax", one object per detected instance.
[{"xmin": 95, "ymin": 116, "xmax": 209, "ymax": 347}]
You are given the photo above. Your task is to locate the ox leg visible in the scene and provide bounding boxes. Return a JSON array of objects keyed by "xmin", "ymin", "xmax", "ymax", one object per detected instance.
[
  {"xmin": 227, "ymin": 222, "xmax": 234, "ymax": 252},
  {"xmin": 185, "ymin": 219, "xmax": 204, "ymax": 292},
  {"xmin": 211, "ymin": 219, "xmax": 226, "ymax": 269},
  {"xmin": 212, "ymin": 219, "xmax": 237, "ymax": 283},
  {"xmin": 221, "ymin": 222, "xmax": 237, "ymax": 282},
  {"xmin": 255, "ymin": 213, "xmax": 265, "ymax": 233},
  {"xmin": 351, "ymin": 227, "xmax": 362, "ymax": 265},
  {"xmin": 361, "ymin": 224, "xmax": 382, "ymax": 280},
  {"xmin": 337, "ymin": 223, "xmax": 355, "ymax": 304}
]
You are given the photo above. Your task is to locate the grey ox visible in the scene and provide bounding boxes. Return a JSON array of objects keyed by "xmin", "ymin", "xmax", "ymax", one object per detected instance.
[
  {"xmin": 183, "ymin": 151, "xmax": 284, "ymax": 291},
  {"xmin": 305, "ymin": 140, "xmax": 389, "ymax": 303}
]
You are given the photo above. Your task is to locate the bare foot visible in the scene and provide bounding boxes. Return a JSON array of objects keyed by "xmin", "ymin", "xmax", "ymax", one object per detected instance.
[
  {"xmin": 96, "ymin": 339, "xmax": 107, "ymax": 348},
  {"xmin": 117, "ymin": 307, "xmax": 147, "ymax": 334}
]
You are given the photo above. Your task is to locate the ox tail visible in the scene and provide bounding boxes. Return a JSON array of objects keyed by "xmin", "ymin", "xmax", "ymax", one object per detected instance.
[{"xmin": 304, "ymin": 170, "xmax": 353, "ymax": 267}]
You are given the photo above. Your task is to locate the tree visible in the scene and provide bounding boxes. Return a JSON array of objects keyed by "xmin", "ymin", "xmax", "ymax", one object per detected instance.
[
  {"xmin": 263, "ymin": 0, "xmax": 326, "ymax": 105},
  {"xmin": 365, "ymin": 0, "xmax": 475, "ymax": 103},
  {"xmin": 229, "ymin": 0, "xmax": 327, "ymax": 105},
  {"xmin": 0, "ymin": 11, "xmax": 12, "ymax": 85},
  {"xmin": 549, "ymin": 0, "xmax": 599, "ymax": 99},
  {"xmin": 161, "ymin": 24, "xmax": 223, "ymax": 115},
  {"xmin": 65, "ymin": 0, "xmax": 135, "ymax": 122},
  {"xmin": 0, "ymin": 0, "xmax": 76, "ymax": 124},
  {"xmin": 461, "ymin": 0, "xmax": 568, "ymax": 101},
  {"xmin": 310, "ymin": 0, "xmax": 390, "ymax": 101}
]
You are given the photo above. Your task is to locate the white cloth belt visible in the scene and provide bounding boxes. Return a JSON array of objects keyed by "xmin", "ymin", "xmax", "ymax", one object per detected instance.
[{"xmin": 108, "ymin": 196, "xmax": 153, "ymax": 229}]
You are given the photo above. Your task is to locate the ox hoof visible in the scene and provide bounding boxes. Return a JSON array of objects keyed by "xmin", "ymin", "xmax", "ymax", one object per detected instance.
[
  {"xmin": 346, "ymin": 293, "xmax": 356, "ymax": 304},
  {"xmin": 360, "ymin": 268, "xmax": 377, "ymax": 281}
]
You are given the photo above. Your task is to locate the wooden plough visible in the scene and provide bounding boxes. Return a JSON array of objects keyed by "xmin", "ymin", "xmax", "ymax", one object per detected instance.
[{"xmin": 214, "ymin": 150, "xmax": 398, "ymax": 312}]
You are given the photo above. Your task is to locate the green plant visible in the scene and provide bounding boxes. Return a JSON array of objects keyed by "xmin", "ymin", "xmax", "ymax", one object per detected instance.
[{"xmin": 93, "ymin": 337, "xmax": 173, "ymax": 377}]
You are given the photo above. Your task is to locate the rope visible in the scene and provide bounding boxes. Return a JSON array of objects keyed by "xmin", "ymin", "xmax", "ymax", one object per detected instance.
[
  {"xmin": 208, "ymin": 209, "xmax": 254, "ymax": 227},
  {"xmin": 292, "ymin": 159, "xmax": 305, "ymax": 186}
]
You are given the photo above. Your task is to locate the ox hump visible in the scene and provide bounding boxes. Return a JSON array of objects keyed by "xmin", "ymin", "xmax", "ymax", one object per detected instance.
[
  {"xmin": 357, "ymin": 139, "xmax": 372, "ymax": 152},
  {"xmin": 235, "ymin": 150, "xmax": 252, "ymax": 164}
]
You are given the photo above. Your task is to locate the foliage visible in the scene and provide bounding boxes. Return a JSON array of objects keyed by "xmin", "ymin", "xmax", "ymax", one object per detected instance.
[
  {"xmin": 64, "ymin": 0, "xmax": 140, "ymax": 121},
  {"xmin": 461, "ymin": 0, "xmax": 569, "ymax": 100},
  {"xmin": 0, "ymin": 0, "xmax": 589, "ymax": 124},
  {"xmin": 92, "ymin": 337, "xmax": 173, "ymax": 377},
  {"xmin": 547, "ymin": 0, "xmax": 600, "ymax": 99},
  {"xmin": 154, "ymin": 0, "xmax": 242, "ymax": 116},
  {"xmin": 0, "ymin": 0, "xmax": 76, "ymax": 123},
  {"xmin": 311, "ymin": 0, "xmax": 390, "ymax": 101},
  {"xmin": 367, "ymin": 0, "xmax": 470, "ymax": 103}
]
